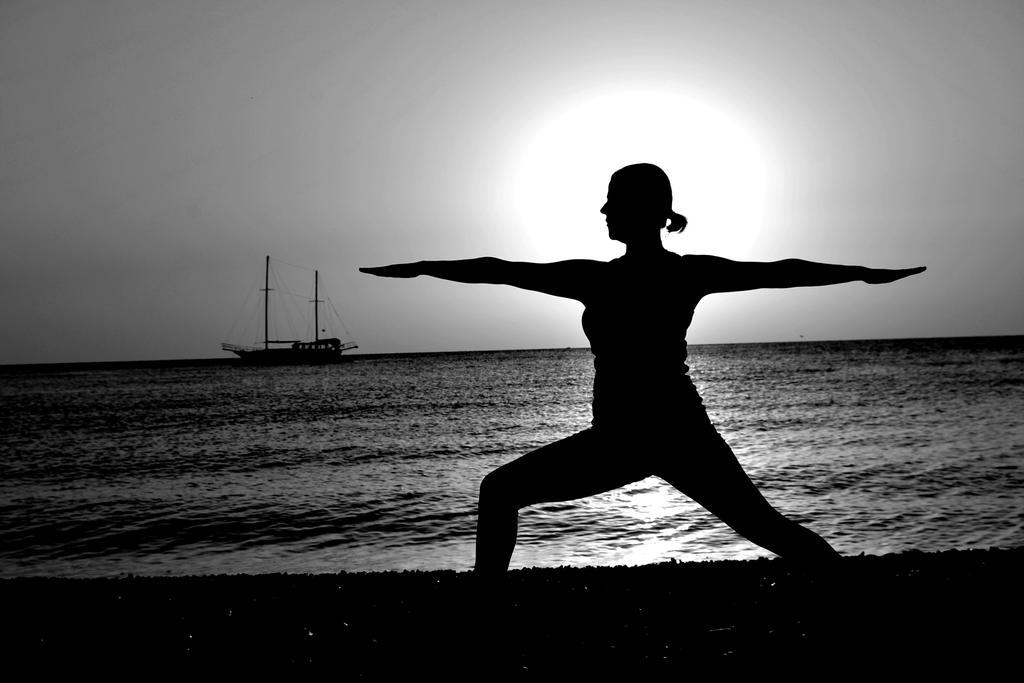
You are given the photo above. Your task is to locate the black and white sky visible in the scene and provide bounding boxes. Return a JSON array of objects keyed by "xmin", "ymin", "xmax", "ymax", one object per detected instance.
[{"xmin": 2, "ymin": 0, "xmax": 1022, "ymax": 363}]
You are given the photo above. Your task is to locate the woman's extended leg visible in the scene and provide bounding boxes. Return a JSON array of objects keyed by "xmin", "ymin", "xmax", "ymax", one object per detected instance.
[
  {"xmin": 475, "ymin": 429, "xmax": 650, "ymax": 577},
  {"xmin": 657, "ymin": 430, "xmax": 840, "ymax": 563}
]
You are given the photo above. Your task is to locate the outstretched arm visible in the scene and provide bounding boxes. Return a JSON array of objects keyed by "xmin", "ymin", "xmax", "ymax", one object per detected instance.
[
  {"xmin": 360, "ymin": 258, "xmax": 602, "ymax": 301},
  {"xmin": 687, "ymin": 255, "xmax": 926, "ymax": 295}
]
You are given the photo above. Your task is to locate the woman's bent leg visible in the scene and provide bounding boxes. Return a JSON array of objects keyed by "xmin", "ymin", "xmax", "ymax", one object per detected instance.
[
  {"xmin": 657, "ymin": 431, "xmax": 840, "ymax": 564},
  {"xmin": 475, "ymin": 429, "xmax": 649, "ymax": 577}
]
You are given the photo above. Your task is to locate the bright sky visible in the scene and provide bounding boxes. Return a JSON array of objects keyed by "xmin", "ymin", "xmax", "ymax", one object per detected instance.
[{"xmin": 2, "ymin": 0, "xmax": 1022, "ymax": 363}]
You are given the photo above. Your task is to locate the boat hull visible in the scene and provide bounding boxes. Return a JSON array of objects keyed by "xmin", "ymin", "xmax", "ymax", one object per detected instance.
[{"xmin": 228, "ymin": 348, "xmax": 355, "ymax": 365}]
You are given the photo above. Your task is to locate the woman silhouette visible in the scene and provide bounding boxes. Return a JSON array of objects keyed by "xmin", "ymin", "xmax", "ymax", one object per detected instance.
[{"xmin": 361, "ymin": 163, "xmax": 925, "ymax": 577}]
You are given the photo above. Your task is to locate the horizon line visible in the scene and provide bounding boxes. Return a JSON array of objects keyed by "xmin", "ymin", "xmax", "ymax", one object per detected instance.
[{"xmin": 2, "ymin": 333, "xmax": 1021, "ymax": 372}]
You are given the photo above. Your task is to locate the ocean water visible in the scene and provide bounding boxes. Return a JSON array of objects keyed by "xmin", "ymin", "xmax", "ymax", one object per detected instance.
[{"xmin": 1, "ymin": 337, "xmax": 1022, "ymax": 577}]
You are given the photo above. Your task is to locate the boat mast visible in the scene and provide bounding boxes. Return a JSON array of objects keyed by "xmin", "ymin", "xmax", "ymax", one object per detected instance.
[
  {"xmin": 314, "ymin": 270, "xmax": 319, "ymax": 342},
  {"xmin": 263, "ymin": 255, "xmax": 270, "ymax": 351}
]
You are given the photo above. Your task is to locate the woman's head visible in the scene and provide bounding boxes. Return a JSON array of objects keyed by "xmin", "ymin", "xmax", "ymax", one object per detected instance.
[{"xmin": 600, "ymin": 163, "xmax": 687, "ymax": 243}]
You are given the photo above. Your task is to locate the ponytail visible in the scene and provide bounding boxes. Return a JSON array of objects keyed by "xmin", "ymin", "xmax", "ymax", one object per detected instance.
[{"xmin": 666, "ymin": 211, "xmax": 688, "ymax": 233}]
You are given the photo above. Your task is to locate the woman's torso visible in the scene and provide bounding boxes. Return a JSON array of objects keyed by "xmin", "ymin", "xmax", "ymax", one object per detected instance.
[{"xmin": 581, "ymin": 251, "xmax": 705, "ymax": 428}]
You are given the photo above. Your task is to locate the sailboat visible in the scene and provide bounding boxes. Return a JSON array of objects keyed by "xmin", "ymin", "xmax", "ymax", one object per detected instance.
[{"xmin": 221, "ymin": 255, "xmax": 358, "ymax": 364}]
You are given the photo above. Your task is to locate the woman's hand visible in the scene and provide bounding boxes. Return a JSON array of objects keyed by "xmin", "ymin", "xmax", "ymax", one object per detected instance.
[
  {"xmin": 861, "ymin": 266, "xmax": 927, "ymax": 284},
  {"xmin": 359, "ymin": 262, "xmax": 423, "ymax": 278}
]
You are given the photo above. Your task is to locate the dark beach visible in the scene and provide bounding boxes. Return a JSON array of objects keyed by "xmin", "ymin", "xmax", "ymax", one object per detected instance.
[{"xmin": 3, "ymin": 548, "xmax": 1021, "ymax": 676}]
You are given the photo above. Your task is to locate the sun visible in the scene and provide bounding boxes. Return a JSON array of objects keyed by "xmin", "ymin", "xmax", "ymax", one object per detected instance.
[{"xmin": 510, "ymin": 89, "xmax": 770, "ymax": 260}]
